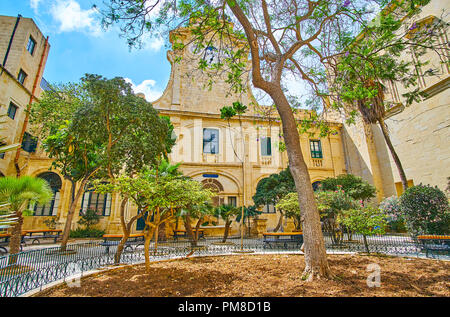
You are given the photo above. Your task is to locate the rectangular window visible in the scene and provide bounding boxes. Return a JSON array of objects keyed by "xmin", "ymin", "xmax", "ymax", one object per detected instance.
[
  {"xmin": 310, "ymin": 140, "xmax": 323, "ymax": 159},
  {"xmin": 203, "ymin": 128, "xmax": 219, "ymax": 154},
  {"xmin": 26, "ymin": 36, "xmax": 36, "ymax": 55},
  {"xmin": 7, "ymin": 102, "xmax": 18, "ymax": 119},
  {"xmin": 81, "ymin": 192, "xmax": 111, "ymax": 216},
  {"xmin": 22, "ymin": 132, "xmax": 38, "ymax": 153},
  {"xmin": 262, "ymin": 203, "xmax": 276, "ymax": 213},
  {"xmin": 260, "ymin": 137, "xmax": 272, "ymax": 156},
  {"xmin": 17, "ymin": 69, "xmax": 27, "ymax": 85},
  {"xmin": 228, "ymin": 196, "xmax": 237, "ymax": 207}
]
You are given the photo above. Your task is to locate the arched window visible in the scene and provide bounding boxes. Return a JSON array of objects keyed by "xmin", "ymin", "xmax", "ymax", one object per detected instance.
[
  {"xmin": 312, "ymin": 181, "xmax": 322, "ymax": 192},
  {"xmin": 34, "ymin": 172, "xmax": 62, "ymax": 216},
  {"xmin": 80, "ymin": 186, "xmax": 112, "ymax": 217},
  {"xmin": 202, "ymin": 178, "xmax": 224, "ymax": 206}
]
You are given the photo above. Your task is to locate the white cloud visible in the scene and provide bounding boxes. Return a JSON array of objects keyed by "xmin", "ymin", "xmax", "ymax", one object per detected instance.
[
  {"xmin": 146, "ymin": 37, "xmax": 165, "ymax": 52},
  {"xmin": 30, "ymin": 0, "xmax": 42, "ymax": 10},
  {"xmin": 124, "ymin": 78, "xmax": 164, "ymax": 102},
  {"xmin": 50, "ymin": 0, "xmax": 102, "ymax": 36}
]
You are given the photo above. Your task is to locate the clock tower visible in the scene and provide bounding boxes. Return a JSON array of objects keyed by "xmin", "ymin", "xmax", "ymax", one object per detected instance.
[{"xmin": 152, "ymin": 25, "xmax": 255, "ymax": 115}]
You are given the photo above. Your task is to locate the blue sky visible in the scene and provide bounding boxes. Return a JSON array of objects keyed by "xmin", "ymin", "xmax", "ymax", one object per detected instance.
[{"xmin": 1, "ymin": 0, "xmax": 171, "ymax": 102}]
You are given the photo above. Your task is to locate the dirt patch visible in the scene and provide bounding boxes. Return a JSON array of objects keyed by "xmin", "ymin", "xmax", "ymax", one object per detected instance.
[{"xmin": 35, "ymin": 254, "xmax": 450, "ymax": 297}]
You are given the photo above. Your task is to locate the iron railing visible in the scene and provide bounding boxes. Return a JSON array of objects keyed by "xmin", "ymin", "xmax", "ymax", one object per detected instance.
[{"xmin": 0, "ymin": 233, "xmax": 448, "ymax": 297}]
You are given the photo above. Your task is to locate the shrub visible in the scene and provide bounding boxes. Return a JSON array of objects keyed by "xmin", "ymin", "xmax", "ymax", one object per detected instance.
[
  {"xmin": 78, "ymin": 209, "xmax": 101, "ymax": 230},
  {"xmin": 43, "ymin": 216, "xmax": 58, "ymax": 229},
  {"xmin": 69, "ymin": 228, "xmax": 105, "ymax": 238},
  {"xmin": 379, "ymin": 196, "xmax": 406, "ymax": 232},
  {"xmin": 319, "ymin": 174, "xmax": 376, "ymax": 202},
  {"xmin": 399, "ymin": 184, "xmax": 450, "ymax": 236},
  {"xmin": 338, "ymin": 205, "xmax": 387, "ymax": 253}
]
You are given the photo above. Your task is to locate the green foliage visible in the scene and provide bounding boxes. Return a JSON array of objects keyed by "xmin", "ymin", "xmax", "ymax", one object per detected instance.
[
  {"xmin": 399, "ymin": 184, "xmax": 450, "ymax": 235},
  {"xmin": 0, "ymin": 207, "xmax": 17, "ymax": 230},
  {"xmin": 319, "ymin": 174, "xmax": 376, "ymax": 202},
  {"xmin": 69, "ymin": 228, "xmax": 106, "ymax": 238},
  {"xmin": 235, "ymin": 205, "xmax": 261, "ymax": 223},
  {"xmin": 338, "ymin": 205, "xmax": 387, "ymax": 237},
  {"xmin": 253, "ymin": 168, "xmax": 296, "ymax": 207},
  {"xmin": 0, "ymin": 176, "xmax": 53, "ymax": 216},
  {"xmin": 328, "ymin": 0, "xmax": 446, "ymax": 128},
  {"xmin": 31, "ymin": 74, "xmax": 171, "ymax": 182},
  {"xmin": 275, "ymin": 192, "xmax": 302, "ymax": 230},
  {"xmin": 93, "ymin": 163, "xmax": 215, "ymax": 220},
  {"xmin": 379, "ymin": 196, "xmax": 406, "ymax": 232},
  {"xmin": 220, "ymin": 101, "xmax": 248, "ymax": 120},
  {"xmin": 315, "ymin": 188, "xmax": 359, "ymax": 219},
  {"xmin": 78, "ymin": 209, "xmax": 101, "ymax": 230},
  {"xmin": 213, "ymin": 204, "xmax": 240, "ymax": 222}
]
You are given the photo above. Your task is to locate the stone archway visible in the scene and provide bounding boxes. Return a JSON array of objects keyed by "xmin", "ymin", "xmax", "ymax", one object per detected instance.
[{"xmin": 201, "ymin": 178, "xmax": 224, "ymax": 207}]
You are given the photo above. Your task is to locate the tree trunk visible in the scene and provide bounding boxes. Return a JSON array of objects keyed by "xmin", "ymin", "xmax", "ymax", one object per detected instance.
[
  {"xmin": 227, "ymin": 0, "xmax": 330, "ymax": 280},
  {"xmin": 158, "ymin": 221, "xmax": 167, "ymax": 242},
  {"xmin": 8, "ymin": 211, "xmax": 23, "ymax": 265},
  {"xmin": 222, "ymin": 220, "xmax": 232, "ymax": 243},
  {"xmin": 114, "ymin": 198, "xmax": 129, "ymax": 264},
  {"xmin": 144, "ymin": 227, "xmax": 156, "ymax": 273},
  {"xmin": 273, "ymin": 210, "xmax": 284, "ymax": 232},
  {"xmin": 184, "ymin": 214, "xmax": 197, "ymax": 248},
  {"xmin": 363, "ymin": 235, "xmax": 370, "ymax": 254},
  {"xmin": 363, "ymin": 123, "xmax": 385, "ymax": 202},
  {"xmin": 378, "ymin": 117, "xmax": 409, "ymax": 191},
  {"xmin": 268, "ymin": 88, "xmax": 332, "ymax": 281},
  {"xmin": 60, "ymin": 178, "xmax": 89, "ymax": 251}
]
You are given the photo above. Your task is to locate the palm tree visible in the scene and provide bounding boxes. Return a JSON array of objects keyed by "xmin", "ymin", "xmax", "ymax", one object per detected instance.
[
  {"xmin": 213, "ymin": 204, "xmax": 240, "ymax": 243},
  {"xmin": 0, "ymin": 176, "xmax": 52, "ymax": 262}
]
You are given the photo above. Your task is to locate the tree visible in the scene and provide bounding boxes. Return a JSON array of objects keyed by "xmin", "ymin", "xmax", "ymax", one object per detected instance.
[
  {"xmin": 253, "ymin": 168, "xmax": 296, "ymax": 232},
  {"xmin": 315, "ymin": 188, "xmax": 358, "ymax": 244},
  {"xmin": 326, "ymin": 0, "xmax": 449, "ymax": 192},
  {"xmin": 235, "ymin": 205, "xmax": 262, "ymax": 237},
  {"xmin": 338, "ymin": 205, "xmax": 387, "ymax": 254},
  {"xmin": 275, "ymin": 192, "xmax": 302, "ymax": 231},
  {"xmin": 181, "ymin": 202, "xmax": 215, "ymax": 248},
  {"xmin": 213, "ymin": 204, "xmax": 241, "ymax": 243},
  {"xmin": 320, "ymin": 174, "xmax": 376, "ymax": 203},
  {"xmin": 94, "ymin": 165, "xmax": 215, "ymax": 271},
  {"xmin": 31, "ymin": 74, "xmax": 170, "ymax": 251},
  {"xmin": 0, "ymin": 176, "xmax": 52, "ymax": 263},
  {"xmin": 220, "ymin": 101, "xmax": 247, "ymax": 233},
  {"xmin": 99, "ymin": 0, "xmax": 391, "ymax": 280}
]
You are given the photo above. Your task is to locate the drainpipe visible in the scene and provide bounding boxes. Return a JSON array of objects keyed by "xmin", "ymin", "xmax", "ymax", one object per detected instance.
[
  {"xmin": 14, "ymin": 36, "xmax": 50, "ymax": 177},
  {"xmin": 1, "ymin": 14, "xmax": 21, "ymax": 75}
]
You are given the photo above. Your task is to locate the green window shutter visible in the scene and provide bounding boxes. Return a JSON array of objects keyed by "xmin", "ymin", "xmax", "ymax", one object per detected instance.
[
  {"xmin": 309, "ymin": 140, "xmax": 323, "ymax": 159},
  {"xmin": 261, "ymin": 137, "xmax": 272, "ymax": 156}
]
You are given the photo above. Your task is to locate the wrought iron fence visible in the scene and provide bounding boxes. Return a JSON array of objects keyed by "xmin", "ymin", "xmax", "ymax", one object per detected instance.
[{"xmin": 0, "ymin": 233, "xmax": 448, "ymax": 297}]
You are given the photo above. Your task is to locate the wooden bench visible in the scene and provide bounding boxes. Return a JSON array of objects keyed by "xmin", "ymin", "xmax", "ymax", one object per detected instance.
[
  {"xmin": 0, "ymin": 233, "xmax": 24, "ymax": 255},
  {"xmin": 172, "ymin": 229, "xmax": 205, "ymax": 241},
  {"xmin": 262, "ymin": 232, "xmax": 303, "ymax": 249},
  {"xmin": 21, "ymin": 229, "xmax": 62, "ymax": 245},
  {"xmin": 417, "ymin": 235, "xmax": 450, "ymax": 258},
  {"xmin": 101, "ymin": 234, "xmax": 145, "ymax": 254}
]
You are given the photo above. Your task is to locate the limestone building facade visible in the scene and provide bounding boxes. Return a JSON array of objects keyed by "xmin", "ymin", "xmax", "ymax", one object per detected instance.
[
  {"xmin": 0, "ymin": 15, "xmax": 347, "ymax": 236},
  {"xmin": 336, "ymin": 2, "xmax": 449, "ymax": 200}
]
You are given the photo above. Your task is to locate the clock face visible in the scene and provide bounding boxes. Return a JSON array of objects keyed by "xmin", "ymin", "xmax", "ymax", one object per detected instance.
[
  {"xmin": 204, "ymin": 46, "xmax": 218, "ymax": 65},
  {"xmin": 189, "ymin": 44, "xmax": 219, "ymax": 65}
]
